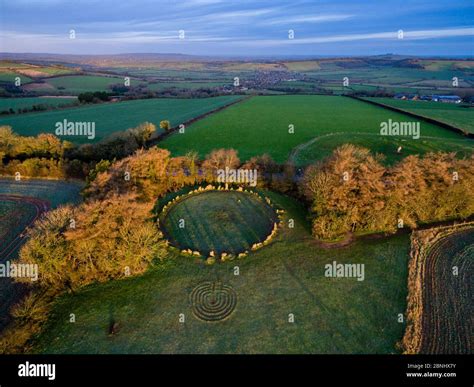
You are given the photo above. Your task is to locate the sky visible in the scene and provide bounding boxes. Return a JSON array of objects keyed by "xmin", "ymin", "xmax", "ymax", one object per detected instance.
[{"xmin": 0, "ymin": 0, "xmax": 473, "ymax": 57}]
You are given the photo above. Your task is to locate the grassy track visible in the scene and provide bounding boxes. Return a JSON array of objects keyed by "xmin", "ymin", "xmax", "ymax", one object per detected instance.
[
  {"xmin": 0, "ymin": 96, "xmax": 241, "ymax": 143},
  {"xmin": 32, "ymin": 191, "xmax": 409, "ymax": 354},
  {"xmin": 160, "ymin": 95, "xmax": 466, "ymax": 163},
  {"xmin": 161, "ymin": 191, "xmax": 278, "ymax": 255}
]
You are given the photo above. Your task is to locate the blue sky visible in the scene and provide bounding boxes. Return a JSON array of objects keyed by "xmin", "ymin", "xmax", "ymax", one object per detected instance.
[{"xmin": 0, "ymin": 0, "xmax": 473, "ymax": 56}]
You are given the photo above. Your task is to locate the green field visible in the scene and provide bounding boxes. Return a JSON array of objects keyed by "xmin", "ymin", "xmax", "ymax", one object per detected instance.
[
  {"xmin": 160, "ymin": 95, "xmax": 468, "ymax": 163},
  {"xmin": 0, "ymin": 96, "xmax": 242, "ymax": 143},
  {"xmin": 365, "ymin": 98, "xmax": 474, "ymax": 134},
  {"xmin": 147, "ymin": 81, "xmax": 228, "ymax": 90},
  {"xmin": 46, "ymin": 75, "xmax": 125, "ymax": 93},
  {"xmin": 0, "ymin": 72, "xmax": 33, "ymax": 84},
  {"xmin": 291, "ymin": 133, "xmax": 474, "ymax": 167},
  {"xmin": 0, "ymin": 97, "xmax": 77, "ymax": 112},
  {"xmin": 161, "ymin": 190, "xmax": 278, "ymax": 255},
  {"xmin": 32, "ymin": 191, "xmax": 409, "ymax": 354}
]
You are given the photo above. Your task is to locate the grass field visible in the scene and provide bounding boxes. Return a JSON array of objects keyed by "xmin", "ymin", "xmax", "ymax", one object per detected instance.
[
  {"xmin": 147, "ymin": 81, "xmax": 228, "ymax": 90},
  {"xmin": 0, "ymin": 96, "xmax": 242, "ymax": 143},
  {"xmin": 0, "ymin": 97, "xmax": 77, "ymax": 112},
  {"xmin": 0, "ymin": 72, "xmax": 33, "ymax": 84},
  {"xmin": 46, "ymin": 75, "xmax": 125, "ymax": 93},
  {"xmin": 32, "ymin": 191, "xmax": 409, "ymax": 354},
  {"xmin": 160, "ymin": 190, "xmax": 278, "ymax": 255},
  {"xmin": 160, "ymin": 95, "xmax": 468, "ymax": 163},
  {"xmin": 365, "ymin": 98, "xmax": 474, "ymax": 134},
  {"xmin": 291, "ymin": 133, "xmax": 474, "ymax": 167}
]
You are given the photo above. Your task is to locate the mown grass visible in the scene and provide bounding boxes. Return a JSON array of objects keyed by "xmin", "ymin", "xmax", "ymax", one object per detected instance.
[
  {"xmin": 160, "ymin": 95, "xmax": 465, "ymax": 163},
  {"xmin": 0, "ymin": 96, "xmax": 242, "ymax": 143},
  {"xmin": 161, "ymin": 191, "xmax": 278, "ymax": 255},
  {"xmin": 32, "ymin": 191, "xmax": 409, "ymax": 354}
]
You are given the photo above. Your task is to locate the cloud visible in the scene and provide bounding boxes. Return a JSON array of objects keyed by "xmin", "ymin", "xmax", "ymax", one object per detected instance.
[
  {"xmin": 0, "ymin": 30, "xmax": 234, "ymax": 48},
  {"xmin": 199, "ymin": 8, "xmax": 276, "ymax": 22},
  {"xmin": 232, "ymin": 27, "xmax": 474, "ymax": 46},
  {"xmin": 263, "ymin": 14, "xmax": 355, "ymax": 25},
  {"xmin": 178, "ymin": 0, "xmax": 224, "ymax": 5}
]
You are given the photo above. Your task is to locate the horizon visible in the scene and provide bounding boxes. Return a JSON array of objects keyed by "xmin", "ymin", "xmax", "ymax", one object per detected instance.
[
  {"xmin": 1, "ymin": 52, "xmax": 474, "ymax": 61},
  {"xmin": 0, "ymin": 0, "xmax": 473, "ymax": 56}
]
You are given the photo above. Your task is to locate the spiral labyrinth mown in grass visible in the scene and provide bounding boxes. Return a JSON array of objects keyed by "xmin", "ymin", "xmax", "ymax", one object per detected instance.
[{"xmin": 190, "ymin": 282, "xmax": 237, "ymax": 322}]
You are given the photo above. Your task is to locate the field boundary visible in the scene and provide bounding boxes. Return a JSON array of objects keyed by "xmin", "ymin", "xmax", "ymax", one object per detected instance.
[
  {"xmin": 148, "ymin": 95, "xmax": 250, "ymax": 146},
  {"xmin": 402, "ymin": 221, "xmax": 474, "ymax": 354},
  {"xmin": 349, "ymin": 95, "xmax": 474, "ymax": 138}
]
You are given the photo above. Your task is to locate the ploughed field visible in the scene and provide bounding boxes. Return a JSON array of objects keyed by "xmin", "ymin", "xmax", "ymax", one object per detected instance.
[
  {"xmin": 160, "ymin": 95, "xmax": 469, "ymax": 164},
  {"xmin": 0, "ymin": 179, "xmax": 83, "ymax": 260},
  {"xmin": 0, "ymin": 96, "xmax": 242, "ymax": 144},
  {"xmin": 0, "ymin": 195, "xmax": 49, "ymax": 261},
  {"xmin": 420, "ymin": 229, "xmax": 473, "ymax": 354},
  {"xmin": 0, "ymin": 179, "xmax": 83, "ymax": 332}
]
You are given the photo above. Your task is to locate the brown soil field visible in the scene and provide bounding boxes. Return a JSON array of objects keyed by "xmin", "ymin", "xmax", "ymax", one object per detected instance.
[{"xmin": 403, "ymin": 223, "xmax": 474, "ymax": 354}]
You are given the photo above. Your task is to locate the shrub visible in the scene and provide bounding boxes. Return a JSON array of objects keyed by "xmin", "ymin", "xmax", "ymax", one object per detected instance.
[
  {"xmin": 160, "ymin": 120, "xmax": 171, "ymax": 131},
  {"xmin": 302, "ymin": 146, "xmax": 474, "ymax": 240},
  {"xmin": 16, "ymin": 195, "xmax": 167, "ymax": 292}
]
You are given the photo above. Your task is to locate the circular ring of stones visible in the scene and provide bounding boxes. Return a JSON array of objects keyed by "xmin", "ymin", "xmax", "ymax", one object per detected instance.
[{"xmin": 190, "ymin": 282, "xmax": 237, "ymax": 322}]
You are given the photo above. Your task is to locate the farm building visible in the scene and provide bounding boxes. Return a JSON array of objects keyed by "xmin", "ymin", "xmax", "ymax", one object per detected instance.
[{"xmin": 431, "ymin": 95, "xmax": 462, "ymax": 103}]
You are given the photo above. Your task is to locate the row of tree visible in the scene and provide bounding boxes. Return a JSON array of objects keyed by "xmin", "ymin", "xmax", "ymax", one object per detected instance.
[
  {"xmin": 302, "ymin": 144, "xmax": 474, "ymax": 240},
  {"xmin": 0, "ymin": 123, "xmax": 159, "ymax": 179},
  {"xmin": 84, "ymin": 147, "xmax": 291, "ymax": 201}
]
